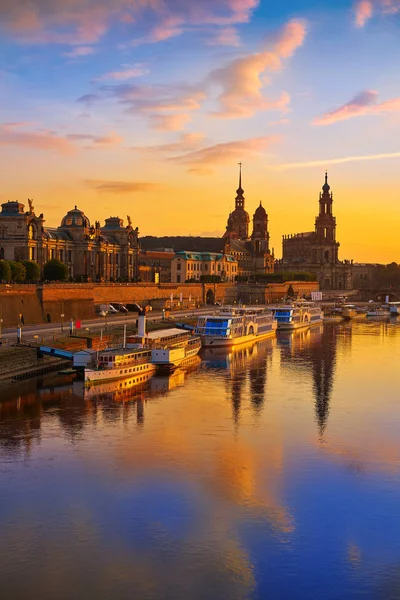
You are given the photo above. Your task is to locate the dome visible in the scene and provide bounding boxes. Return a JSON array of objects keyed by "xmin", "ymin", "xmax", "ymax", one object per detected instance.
[
  {"xmin": 254, "ymin": 201, "xmax": 267, "ymax": 219},
  {"xmin": 231, "ymin": 207, "xmax": 250, "ymax": 222},
  {"xmin": 61, "ymin": 206, "xmax": 90, "ymax": 228}
]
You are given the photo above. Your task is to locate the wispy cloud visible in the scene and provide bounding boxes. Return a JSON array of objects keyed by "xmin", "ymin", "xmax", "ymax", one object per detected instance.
[
  {"xmin": 148, "ymin": 113, "xmax": 191, "ymax": 132},
  {"xmin": 269, "ymin": 151, "xmax": 400, "ymax": 170},
  {"xmin": 85, "ymin": 180, "xmax": 164, "ymax": 193},
  {"xmin": 66, "ymin": 131, "xmax": 123, "ymax": 148},
  {"xmin": 97, "ymin": 83, "xmax": 205, "ymax": 131},
  {"xmin": 208, "ymin": 19, "xmax": 307, "ymax": 118},
  {"xmin": 131, "ymin": 133, "xmax": 207, "ymax": 156},
  {"xmin": 0, "ymin": 122, "xmax": 74, "ymax": 154},
  {"xmin": 62, "ymin": 45, "xmax": 96, "ymax": 58},
  {"xmin": 354, "ymin": 0, "xmax": 400, "ymax": 27},
  {"xmin": 355, "ymin": 0, "xmax": 373, "ymax": 27},
  {"xmin": 173, "ymin": 135, "xmax": 279, "ymax": 168},
  {"xmin": 0, "ymin": 0, "xmax": 260, "ymax": 47},
  {"xmin": 313, "ymin": 90, "xmax": 400, "ymax": 125},
  {"xmin": 206, "ymin": 26, "xmax": 241, "ymax": 47},
  {"xmin": 93, "ymin": 64, "xmax": 148, "ymax": 82}
]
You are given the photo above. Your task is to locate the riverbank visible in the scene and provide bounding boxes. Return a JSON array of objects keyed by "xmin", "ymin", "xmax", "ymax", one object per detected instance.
[{"xmin": 0, "ymin": 347, "xmax": 70, "ymax": 392}]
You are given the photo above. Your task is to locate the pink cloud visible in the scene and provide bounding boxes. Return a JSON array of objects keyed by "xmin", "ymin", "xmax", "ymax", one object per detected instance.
[
  {"xmin": 355, "ymin": 1, "xmax": 373, "ymax": 27},
  {"xmin": 172, "ymin": 135, "xmax": 279, "ymax": 167},
  {"xmin": 208, "ymin": 19, "xmax": 306, "ymax": 118},
  {"xmin": 0, "ymin": 0, "xmax": 260, "ymax": 47},
  {"xmin": 62, "ymin": 45, "xmax": 96, "ymax": 58},
  {"xmin": 313, "ymin": 90, "xmax": 400, "ymax": 125},
  {"xmin": 149, "ymin": 113, "xmax": 192, "ymax": 132},
  {"xmin": 354, "ymin": 0, "xmax": 400, "ymax": 27},
  {"xmin": 0, "ymin": 122, "xmax": 74, "ymax": 154},
  {"xmin": 206, "ymin": 26, "xmax": 241, "ymax": 47},
  {"xmin": 94, "ymin": 64, "xmax": 148, "ymax": 82},
  {"xmin": 67, "ymin": 131, "xmax": 123, "ymax": 147}
]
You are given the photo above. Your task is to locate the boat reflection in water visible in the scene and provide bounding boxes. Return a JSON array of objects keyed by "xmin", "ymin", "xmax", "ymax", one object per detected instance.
[
  {"xmin": 202, "ymin": 336, "xmax": 275, "ymax": 372},
  {"xmin": 73, "ymin": 355, "xmax": 201, "ymax": 401}
]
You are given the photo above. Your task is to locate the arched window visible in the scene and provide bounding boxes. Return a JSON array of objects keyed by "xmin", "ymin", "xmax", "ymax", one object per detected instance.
[
  {"xmin": 28, "ymin": 223, "xmax": 36, "ymax": 240},
  {"xmin": 324, "ymin": 250, "xmax": 330, "ymax": 262},
  {"xmin": 0, "ymin": 247, "xmax": 4, "ymax": 259}
]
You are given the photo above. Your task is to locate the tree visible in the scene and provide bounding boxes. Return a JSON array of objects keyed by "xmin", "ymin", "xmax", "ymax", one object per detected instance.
[
  {"xmin": 43, "ymin": 259, "xmax": 68, "ymax": 282},
  {"xmin": 21, "ymin": 260, "xmax": 41, "ymax": 282},
  {"xmin": 9, "ymin": 261, "xmax": 26, "ymax": 283},
  {"xmin": 0, "ymin": 260, "xmax": 11, "ymax": 283}
]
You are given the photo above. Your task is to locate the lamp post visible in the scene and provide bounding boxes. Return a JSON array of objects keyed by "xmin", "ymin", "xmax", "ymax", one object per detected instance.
[
  {"xmin": 53, "ymin": 296, "xmax": 65, "ymax": 334},
  {"xmin": 0, "ymin": 301, "xmax": 3, "ymax": 345}
]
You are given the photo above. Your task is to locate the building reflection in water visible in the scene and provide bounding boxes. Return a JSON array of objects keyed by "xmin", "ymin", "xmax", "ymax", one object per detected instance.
[
  {"xmin": 278, "ymin": 325, "xmax": 338, "ymax": 438},
  {"xmin": 202, "ymin": 338, "xmax": 274, "ymax": 424}
]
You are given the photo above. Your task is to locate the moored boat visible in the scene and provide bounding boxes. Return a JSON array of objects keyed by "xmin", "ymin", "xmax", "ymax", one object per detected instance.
[
  {"xmin": 342, "ymin": 304, "xmax": 357, "ymax": 319},
  {"xmin": 195, "ymin": 306, "xmax": 277, "ymax": 347},
  {"xmin": 82, "ymin": 347, "xmax": 156, "ymax": 386},
  {"xmin": 271, "ymin": 301, "xmax": 323, "ymax": 331}
]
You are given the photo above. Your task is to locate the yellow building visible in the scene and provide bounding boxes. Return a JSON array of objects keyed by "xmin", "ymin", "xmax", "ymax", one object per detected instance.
[{"xmin": 171, "ymin": 251, "xmax": 238, "ymax": 284}]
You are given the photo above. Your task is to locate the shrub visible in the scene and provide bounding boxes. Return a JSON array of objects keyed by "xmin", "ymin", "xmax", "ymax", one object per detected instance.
[
  {"xmin": 43, "ymin": 259, "xmax": 68, "ymax": 282},
  {"xmin": 9, "ymin": 261, "xmax": 26, "ymax": 282},
  {"xmin": 21, "ymin": 260, "xmax": 41, "ymax": 282},
  {"xmin": 0, "ymin": 260, "xmax": 11, "ymax": 283}
]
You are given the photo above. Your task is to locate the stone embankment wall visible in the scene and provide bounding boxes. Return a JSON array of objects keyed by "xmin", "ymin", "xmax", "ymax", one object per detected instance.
[
  {"xmin": 0, "ymin": 282, "xmax": 237, "ymax": 327},
  {"xmin": 236, "ymin": 281, "xmax": 320, "ymax": 304}
]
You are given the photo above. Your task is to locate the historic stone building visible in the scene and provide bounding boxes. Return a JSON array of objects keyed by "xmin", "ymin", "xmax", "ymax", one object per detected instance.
[
  {"xmin": 277, "ymin": 174, "xmax": 353, "ymax": 290},
  {"xmin": 171, "ymin": 251, "xmax": 237, "ymax": 283},
  {"xmin": 0, "ymin": 200, "xmax": 139, "ymax": 281},
  {"xmin": 141, "ymin": 166, "xmax": 274, "ymax": 281}
]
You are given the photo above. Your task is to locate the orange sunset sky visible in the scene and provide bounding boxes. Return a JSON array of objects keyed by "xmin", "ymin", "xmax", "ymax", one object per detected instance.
[{"xmin": 0, "ymin": 0, "xmax": 400, "ymax": 263}]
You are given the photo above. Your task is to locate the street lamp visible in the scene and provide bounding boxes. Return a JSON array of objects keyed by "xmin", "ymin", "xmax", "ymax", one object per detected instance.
[
  {"xmin": 0, "ymin": 301, "xmax": 3, "ymax": 345},
  {"xmin": 53, "ymin": 296, "xmax": 65, "ymax": 334}
]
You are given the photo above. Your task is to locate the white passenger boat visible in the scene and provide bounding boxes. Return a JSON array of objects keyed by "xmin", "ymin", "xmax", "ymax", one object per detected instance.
[
  {"xmin": 83, "ymin": 347, "xmax": 156, "ymax": 386},
  {"xmin": 388, "ymin": 302, "xmax": 400, "ymax": 316},
  {"xmin": 271, "ymin": 301, "xmax": 324, "ymax": 331},
  {"xmin": 147, "ymin": 328, "xmax": 201, "ymax": 371},
  {"xmin": 342, "ymin": 304, "xmax": 357, "ymax": 319},
  {"xmin": 195, "ymin": 306, "xmax": 277, "ymax": 347},
  {"xmin": 366, "ymin": 306, "xmax": 390, "ymax": 317}
]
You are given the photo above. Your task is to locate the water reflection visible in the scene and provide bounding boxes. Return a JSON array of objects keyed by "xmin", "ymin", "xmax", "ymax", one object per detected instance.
[
  {"xmin": 278, "ymin": 325, "xmax": 337, "ymax": 436},
  {"xmin": 1, "ymin": 322, "xmax": 400, "ymax": 599}
]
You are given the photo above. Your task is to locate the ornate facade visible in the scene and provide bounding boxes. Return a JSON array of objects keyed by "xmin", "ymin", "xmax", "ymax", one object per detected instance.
[
  {"xmin": 0, "ymin": 200, "xmax": 139, "ymax": 281},
  {"xmin": 278, "ymin": 174, "xmax": 353, "ymax": 290}
]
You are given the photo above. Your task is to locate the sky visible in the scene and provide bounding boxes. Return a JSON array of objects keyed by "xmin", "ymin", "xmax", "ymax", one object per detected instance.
[{"xmin": 0, "ymin": 0, "xmax": 400, "ymax": 263}]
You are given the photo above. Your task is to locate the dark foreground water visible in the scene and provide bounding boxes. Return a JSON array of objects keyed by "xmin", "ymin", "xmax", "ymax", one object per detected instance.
[{"xmin": 1, "ymin": 321, "xmax": 400, "ymax": 600}]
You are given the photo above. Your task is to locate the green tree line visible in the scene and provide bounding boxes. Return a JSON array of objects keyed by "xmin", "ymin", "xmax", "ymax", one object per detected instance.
[{"xmin": 0, "ymin": 259, "xmax": 68, "ymax": 283}]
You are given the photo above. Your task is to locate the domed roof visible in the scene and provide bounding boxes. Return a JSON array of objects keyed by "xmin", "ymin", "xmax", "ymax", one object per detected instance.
[
  {"xmin": 61, "ymin": 206, "xmax": 90, "ymax": 228},
  {"xmin": 322, "ymin": 171, "xmax": 330, "ymax": 193},
  {"xmin": 254, "ymin": 201, "xmax": 267, "ymax": 218},
  {"xmin": 231, "ymin": 207, "xmax": 250, "ymax": 222}
]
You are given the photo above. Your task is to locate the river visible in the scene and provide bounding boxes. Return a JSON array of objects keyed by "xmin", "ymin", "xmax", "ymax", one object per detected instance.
[{"xmin": 1, "ymin": 320, "xmax": 400, "ymax": 599}]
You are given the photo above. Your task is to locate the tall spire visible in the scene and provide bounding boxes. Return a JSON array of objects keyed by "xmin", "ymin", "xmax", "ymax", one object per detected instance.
[{"xmin": 236, "ymin": 162, "xmax": 244, "ymax": 196}]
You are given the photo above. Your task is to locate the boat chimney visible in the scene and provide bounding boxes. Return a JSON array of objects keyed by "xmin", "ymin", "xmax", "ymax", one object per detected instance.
[{"xmin": 138, "ymin": 309, "xmax": 146, "ymax": 337}]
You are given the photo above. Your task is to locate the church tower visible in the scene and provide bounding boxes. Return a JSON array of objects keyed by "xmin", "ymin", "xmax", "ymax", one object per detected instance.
[
  {"xmin": 224, "ymin": 163, "xmax": 250, "ymax": 241},
  {"xmin": 250, "ymin": 201, "xmax": 274, "ymax": 274},
  {"xmin": 313, "ymin": 172, "xmax": 340, "ymax": 265},
  {"xmin": 315, "ymin": 172, "xmax": 336, "ymax": 244}
]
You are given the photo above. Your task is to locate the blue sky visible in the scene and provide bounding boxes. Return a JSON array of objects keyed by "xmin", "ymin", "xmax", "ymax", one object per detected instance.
[{"xmin": 0, "ymin": 0, "xmax": 400, "ymax": 261}]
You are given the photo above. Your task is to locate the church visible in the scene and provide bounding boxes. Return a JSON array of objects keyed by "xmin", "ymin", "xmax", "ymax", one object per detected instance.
[
  {"xmin": 277, "ymin": 173, "xmax": 353, "ymax": 290},
  {"xmin": 141, "ymin": 165, "xmax": 275, "ymax": 280}
]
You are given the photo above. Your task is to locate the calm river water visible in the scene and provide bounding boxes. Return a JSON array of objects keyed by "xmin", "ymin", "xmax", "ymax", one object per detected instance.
[{"xmin": 1, "ymin": 321, "xmax": 400, "ymax": 600}]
